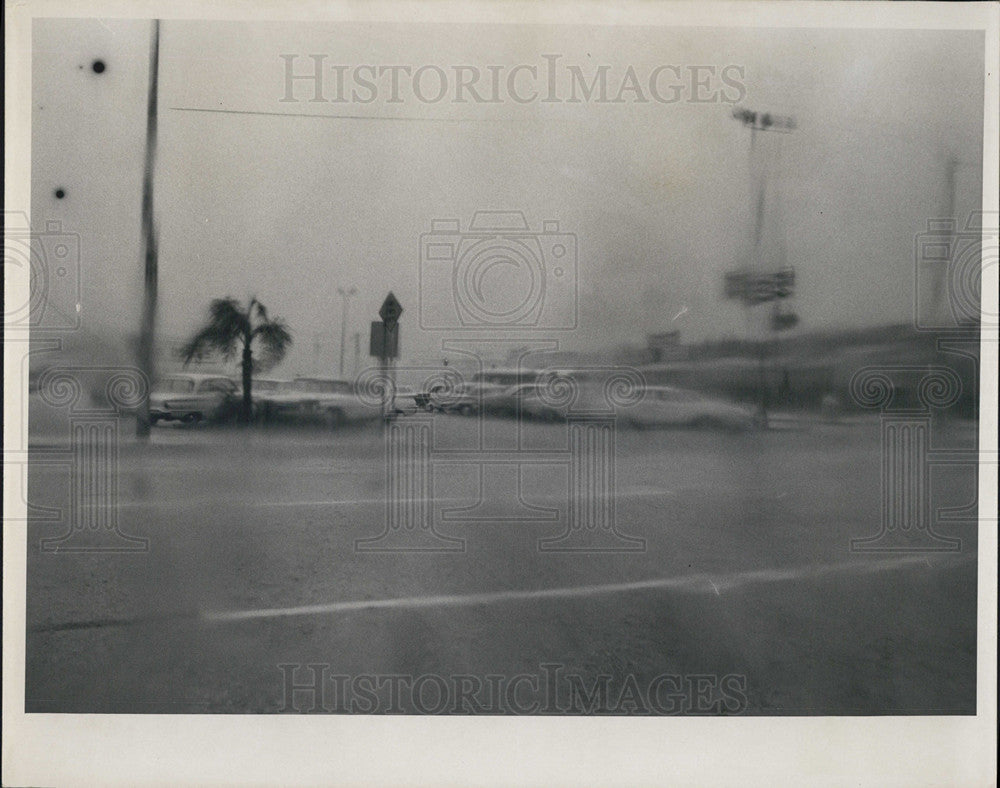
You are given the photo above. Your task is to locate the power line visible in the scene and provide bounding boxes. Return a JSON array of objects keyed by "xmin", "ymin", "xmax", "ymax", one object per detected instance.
[{"xmin": 168, "ymin": 106, "xmax": 528, "ymax": 123}]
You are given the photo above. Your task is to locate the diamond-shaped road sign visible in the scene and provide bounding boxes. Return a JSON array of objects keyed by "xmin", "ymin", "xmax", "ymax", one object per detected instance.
[{"xmin": 379, "ymin": 292, "xmax": 403, "ymax": 326}]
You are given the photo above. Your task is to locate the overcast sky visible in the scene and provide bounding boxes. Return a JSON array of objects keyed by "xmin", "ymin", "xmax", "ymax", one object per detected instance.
[{"xmin": 31, "ymin": 19, "xmax": 984, "ymax": 372}]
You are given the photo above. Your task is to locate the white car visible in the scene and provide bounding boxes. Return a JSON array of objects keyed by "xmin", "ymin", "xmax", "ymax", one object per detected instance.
[
  {"xmin": 387, "ymin": 385, "xmax": 426, "ymax": 417},
  {"xmin": 247, "ymin": 378, "xmax": 305, "ymax": 423},
  {"xmin": 476, "ymin": 383, "xmax": 565, "ymax": 421},
  {"xmin": 290, "ymin": 377, "xmax": 375, "ymax": 427},
  {"xmin": 438, "ymin": 380, "xmax": 510, "ymax": 415},
  {"xmin": 149, "ymin": 373, "xmax": 239, "ymax": 425},
  {"xmin": 618, "ymin": 385, "xmax": 757, "ymax": 431}
]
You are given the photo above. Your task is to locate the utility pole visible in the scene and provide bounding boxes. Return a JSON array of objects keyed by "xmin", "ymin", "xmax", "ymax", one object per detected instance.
[
  {"xmin": 312, "ymin": 333, "xmax": 323, "ymax": 372},
  {"xmin": 930, "ymin": 155, "xmax": 959, "ymax": 324},
  {"xmin": 337, "ymin": 286, "xmax": 357, "ymax": 378},
  {"xmin": 352, "ymin": 331, "xmax": 361, "ymax": 376},
  {"xmin": 136, "ymin": 19, "xmax": 161, "ymax": 439},
  {"xmin": 731, "ymin": 107, "xmax": 796, "ymax": 428}
]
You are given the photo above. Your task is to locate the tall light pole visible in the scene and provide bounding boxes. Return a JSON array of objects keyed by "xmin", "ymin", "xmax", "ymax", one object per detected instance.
[
  {"xmin": 929, "ymin": 154, "xmax": 959, "ymax": 325},
  {"xmin": 337, "ymin": 286, "xmax": 357, "ymax": 378},
  {"xmin": 136, "ymin": 19, "xmax": 161, "ymax": 439},
  {"xmin": 313, "ymin": 333, "xmax": 323, "ymax": 371},
  {"xmin": 731, "ymin": 107, "xmax": 796, "ymax": 427}
]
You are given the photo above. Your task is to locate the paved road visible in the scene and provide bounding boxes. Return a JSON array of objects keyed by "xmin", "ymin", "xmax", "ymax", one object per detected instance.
[{"xmin": 23, "ymin": 414, "xmax": 978, "ymax": 714}]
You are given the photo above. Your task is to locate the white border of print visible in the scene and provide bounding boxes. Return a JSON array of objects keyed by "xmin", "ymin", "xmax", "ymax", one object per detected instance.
[{"xmin": 4, "ymin": 2, "xmax": 998, "ymax": 786}]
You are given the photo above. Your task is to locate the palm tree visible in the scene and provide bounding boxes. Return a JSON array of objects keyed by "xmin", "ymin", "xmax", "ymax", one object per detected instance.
[{"xmin": 180, "ymin": 297, "xmax": 292, "ymax": 423}]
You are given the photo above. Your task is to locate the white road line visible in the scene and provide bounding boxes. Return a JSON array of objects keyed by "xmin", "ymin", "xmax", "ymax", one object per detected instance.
[
  {"xmin": 202, "ymin": 553, "xmax": 968, "ymax": 624},
  {"xmin": 114, "ymin": 488, "xmax": 677, "ymax": 510},
  {"xmin": 113, "ymin": 496, "xmax": 469, "ymax": 510}
]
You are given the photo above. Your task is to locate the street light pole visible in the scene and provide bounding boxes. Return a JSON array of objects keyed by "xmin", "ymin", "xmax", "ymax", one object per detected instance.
[
  {"xmin": 136, "ymin": 19, "xmax": 161, "ymax": 439},
  {"xmin": 337, "ymin": 286, "xmax": 357, "ymax": 378},
  {"xmin": 731, "ymin": 107, "xmax": 796, "ymax": 428}
]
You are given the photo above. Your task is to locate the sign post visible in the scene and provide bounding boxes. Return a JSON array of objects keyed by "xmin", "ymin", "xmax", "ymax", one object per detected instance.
[
  {"xmin": 729, "ymin": 107, "xmax": 797, "ymax": 429},
  {"xmin": 370, "ymin": 292, "xmax": 403, "ymax": 419},
  {"xmin": 723, "ymin": 267, "xmax": 797, "ymax": 427}
]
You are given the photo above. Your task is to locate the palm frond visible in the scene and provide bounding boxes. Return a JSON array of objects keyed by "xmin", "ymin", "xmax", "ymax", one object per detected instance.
[
  {"xmin": 208, "ymin": 298, "xmax": 252, "ymax": 340},
  {"xmin": 179, "ymin": 325, "xmax": 221, "ymax": 364},
  {"xmin": 183, "ymin": 296, "xmax": 291, "ymax": 373},
  {"xmin": 252, "ymin": 299, "xmax": 269, "ymax": 323},
  {"xmin": 180, "ymin": 297, "xmax": 250, "ymax": 364},
  {"xmin": 252, "ymin": 318, "xmax": 293, "ymax": 366}
]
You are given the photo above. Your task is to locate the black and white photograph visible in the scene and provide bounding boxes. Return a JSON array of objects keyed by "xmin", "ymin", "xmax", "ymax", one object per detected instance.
[{"xmin": 4, "ymin": 1, "xmax": 998, "ymax": 785}]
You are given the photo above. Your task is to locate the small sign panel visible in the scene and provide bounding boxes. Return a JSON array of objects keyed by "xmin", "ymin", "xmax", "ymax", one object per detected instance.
[
  {"xmin": 723, "ymin": 268, "xmax": 795, "ymax": 304},
  {"xmin": 370, "ymin": 321, "xmax": 399, "ymax": 358}
]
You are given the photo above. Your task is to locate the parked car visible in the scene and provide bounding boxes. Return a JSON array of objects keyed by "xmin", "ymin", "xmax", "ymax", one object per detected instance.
[
  {"xmin": 387, "ymin": 385, "xmax": 426, "ymax": 417},
  {"xmin": 437, "ymin": 372, "xmax": 520, "ymax": 415},
  {"xmin": 619, "ymin": 385, "xmax": 757, "ymax": 431},
  {"xmin": 246, "ymin": 378, "xmax": 305, "ymax": 423},
  {"xmin": 421, "ymin": 381, "xmax": 476, "ymax": 413},
  {"xmin": 478, "ymin": 383, "xmax": 566, "ymax": 421},
  {"xmin": 291, "ymin": 377, "xmax": 374, "ymax": 427},
  {"xmin": 149, "ymin": 373, "xmax": 239, "ymax": 425},
  {"xmin": 431, "ymin": 382, "xmax": 561, "ymax": 421},
  {"xmin": 437, "ymin": 382, "xmax": 493, "ymax": 416}
]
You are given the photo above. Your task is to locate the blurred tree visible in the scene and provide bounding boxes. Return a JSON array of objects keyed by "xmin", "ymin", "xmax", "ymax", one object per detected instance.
[{"xmin": 180, "ymin": 297, "xmax": 292, "ymax": 423}]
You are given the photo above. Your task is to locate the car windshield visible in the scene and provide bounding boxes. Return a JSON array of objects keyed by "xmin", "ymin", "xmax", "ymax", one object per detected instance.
[
  {"xmin": 472, "ymin": 371, "xmax": 539, "ymax": 387},
  {"xmin": 295, "ymin": 379, "xmax": 353, "ymax": 394},
  {"xmin": 198, "ymin": 379, "xmax": 233, "ymax": 393},
  {"xmin": 158, "ymin": 378, "xmax": 195, "ymax": 393},
  {"xmin": 254, "ymin": 380, "xmax": 288, "ymax": 393}
]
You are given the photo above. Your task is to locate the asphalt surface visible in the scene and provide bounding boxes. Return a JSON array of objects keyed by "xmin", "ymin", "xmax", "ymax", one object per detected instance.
[{"xmin": 23, "ymin": 411, "xmax": 978, "ymax": 714}]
